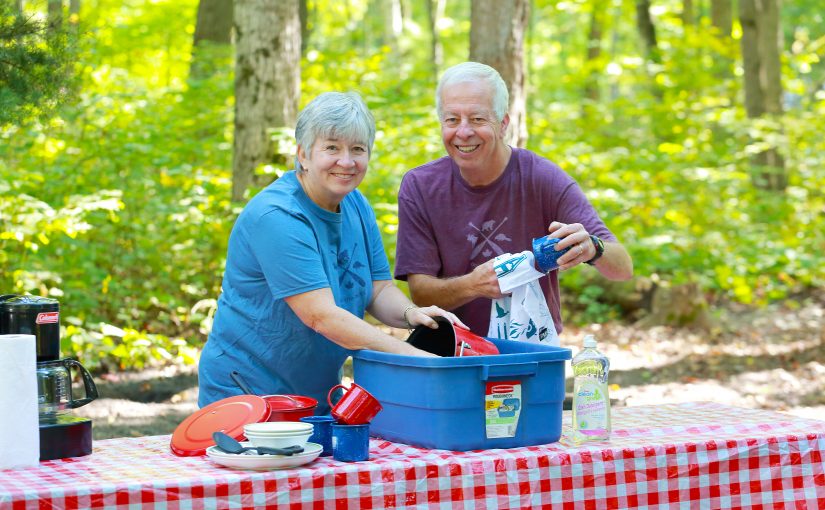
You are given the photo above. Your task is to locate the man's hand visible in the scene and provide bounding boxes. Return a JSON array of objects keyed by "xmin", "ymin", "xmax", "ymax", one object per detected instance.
[
  {"xmin": 407, "ymin": 259, "xmax": 504, "ymax": 313},
  {"xmin": 547, "ymin": 221, "xmax": 633, "ymax": 279},
  {"xmin": 547, "ymin": 221, "xmax": 594, "ymax": 271},
  {"xmin": 468, "ymin": 259, "xmax": 505, "ymax": 299}
]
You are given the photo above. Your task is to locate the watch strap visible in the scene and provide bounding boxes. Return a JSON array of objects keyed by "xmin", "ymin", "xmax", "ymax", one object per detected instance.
[{"xmin": 585, "ymin": 235, "xmax": 604, "ymax": 265}]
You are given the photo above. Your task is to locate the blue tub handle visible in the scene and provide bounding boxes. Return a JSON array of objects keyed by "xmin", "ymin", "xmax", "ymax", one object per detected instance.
[{"xmin": 481, "ymin": 362, "xmax": 538, "ymax": 380}]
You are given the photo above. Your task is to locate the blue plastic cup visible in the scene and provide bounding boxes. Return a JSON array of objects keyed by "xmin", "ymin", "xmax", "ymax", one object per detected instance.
[
  {"xmin": 331, "ymin": 423, "xmax": 370, "ymax": 462},
  {"xmin": 300, "ymin": 415, "xmax": 336, "ymax": 457},
  {"xmin": 532, "ymin": 236, "xmax": 571, "ymax": 273}
]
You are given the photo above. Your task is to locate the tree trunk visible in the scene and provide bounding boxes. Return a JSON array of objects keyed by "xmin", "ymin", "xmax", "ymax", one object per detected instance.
[
  {"xmin": 233, "ymin": 0, "xmax": 301, "ymax": 202},
  {"xmin": 193, "ymin": 0, "xmax": 233, "ymax": 46},
  {"xmin": 583, "ymin": 0, "xmax": 606, "ymax": 103},
  {"xmin": 739, "ymin": 0, "xmax": 786, "ymax": 191},
  {"xmin": 711, "ymin": 0, "xmax": 732, "ymax": 36},
  {"xmin": 636, "ymin": 282, "xmax": 713, "ymax": 331},
  {"xmin": 68, "ymin": 0, "xmax": 80, "ymax": 35},
  {"xmin": 190, "ymin": 0, "xmax": 234, "ymax": 79},
  {"xmin": 15, "ymin": 0, "xmax": 23, "ymax": 15},
  {"xmin": 299, "ymin": 0, "xmax": 310, "ymax": 53},
  {"xmin": 682, "ymin": 0, "xmax": 694, "ymax": 26},
  {"xmin": 387, "ymin": 0, "xmax": 403, "ymax": 48},
  {"xmin": 426, "ymin": 0, "xmax": 446, "ymax": 79},
  {"xmin": 48, "ymin": 0, "xmax": 63, "ymax": 31},
  {"xmin": 635, "ymin": 0, "xmax": 659, "ymax": 63},
  {"xmin": 470, "ymin": 0, "xmax": 529, "ymax": 148}
]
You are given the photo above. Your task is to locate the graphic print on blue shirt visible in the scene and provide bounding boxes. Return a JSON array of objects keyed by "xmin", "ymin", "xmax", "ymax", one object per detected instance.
[
  {"xmin": 467, "ymin": 217, "xmax": 511, "ymax": 262},
  {"xmin": 338, "ymin": 243, "xmax": 367, "ymax": 308}
]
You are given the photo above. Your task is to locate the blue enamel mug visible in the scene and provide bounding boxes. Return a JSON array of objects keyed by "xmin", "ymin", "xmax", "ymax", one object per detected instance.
[
  {"xmin": 532, "ymin": 236, "xmax": 571, "ymax": 273},
  {"xmin": 331, "ymin": 423, "xmax": 370, "ymax": 462}
]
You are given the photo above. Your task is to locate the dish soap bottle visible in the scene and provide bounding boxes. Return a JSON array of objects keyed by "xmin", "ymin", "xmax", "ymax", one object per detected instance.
[{"xmin": 572, "ymin": 334, "xmax": 611, "ymax": 442}]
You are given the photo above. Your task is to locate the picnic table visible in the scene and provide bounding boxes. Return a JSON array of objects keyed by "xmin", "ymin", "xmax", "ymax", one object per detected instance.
[{"xmin": 1, "ymin": 401, "xmax": 823, "ymax": 509}]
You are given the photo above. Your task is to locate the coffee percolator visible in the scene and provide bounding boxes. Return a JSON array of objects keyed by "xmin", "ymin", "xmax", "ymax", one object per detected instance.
[{"xmin": 0, "ymin": 295, "xmax": 98, "ymax": 461}]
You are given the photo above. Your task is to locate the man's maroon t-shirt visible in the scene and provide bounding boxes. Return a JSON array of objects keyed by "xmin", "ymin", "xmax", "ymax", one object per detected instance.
[{"xmin": 395, "ymin": 147, "xmax": 616, "ymax": 335}]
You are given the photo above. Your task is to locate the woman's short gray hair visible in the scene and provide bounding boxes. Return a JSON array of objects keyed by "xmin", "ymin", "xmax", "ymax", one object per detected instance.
[
  {"xmin": 436, "ymin": 62, "xmax": 509, "ymax": 122},
  {"xmin": 294, "ymin": 92, "xmax": 376, "ymax": 172}
]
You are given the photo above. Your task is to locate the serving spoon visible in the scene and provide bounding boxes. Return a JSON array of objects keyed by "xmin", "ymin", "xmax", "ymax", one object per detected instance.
[{"xmin": 212, "ymin": 431, "xmax": 303, "ymax": 456}]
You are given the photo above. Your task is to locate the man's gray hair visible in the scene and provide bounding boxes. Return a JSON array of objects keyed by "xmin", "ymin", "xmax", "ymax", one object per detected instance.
[
  {"xmin": 294, "ymin": 92, "xmax": 376, "ymax": 172},
  {"xmin": 435, "ymin": 62, "xmax": 509, "ymax": 122}
]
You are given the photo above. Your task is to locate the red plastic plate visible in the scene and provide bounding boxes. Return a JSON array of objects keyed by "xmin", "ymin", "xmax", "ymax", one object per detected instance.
[{"xmin": 170, "ymin": 395, "xmax": 269, "ymax": 456}]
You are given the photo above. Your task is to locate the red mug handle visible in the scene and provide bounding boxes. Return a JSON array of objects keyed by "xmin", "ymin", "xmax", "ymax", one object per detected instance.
[{"xmin": 327, "ymin": 384, "xmax": 347, "ymax": 409}]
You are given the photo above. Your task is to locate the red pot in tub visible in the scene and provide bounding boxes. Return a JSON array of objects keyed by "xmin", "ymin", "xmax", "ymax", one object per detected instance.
[
  {"xmin": 406, "ymin": 316, "xmax": 499, "ymax": 357},
  {"xmin": 262, "ymin": 394, "xmax": 317, "ymax": 422}
]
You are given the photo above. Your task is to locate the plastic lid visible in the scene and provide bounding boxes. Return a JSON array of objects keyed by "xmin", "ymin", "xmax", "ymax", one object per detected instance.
[
  {"xmin": 169, "ymin": 395, "xmax": 269, "ymax": 457},
  {"xmin": 0, "ymin": 295, "xmax": 59, "ymax": 311},
  {"xmin": 583, "ymin": 335, "xmax": 597, "ymax": 348}
]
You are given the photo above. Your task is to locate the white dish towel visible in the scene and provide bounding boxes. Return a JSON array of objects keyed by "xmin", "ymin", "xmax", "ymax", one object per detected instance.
[{"xmin": 487, "ymin": 251, "xmax": 560, "ymax": 346}]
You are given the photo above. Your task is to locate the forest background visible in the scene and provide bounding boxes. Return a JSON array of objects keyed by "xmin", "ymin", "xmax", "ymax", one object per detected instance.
[{"xmin": 1, "ymin": 0, "xmax": 824, "ymax": 435}]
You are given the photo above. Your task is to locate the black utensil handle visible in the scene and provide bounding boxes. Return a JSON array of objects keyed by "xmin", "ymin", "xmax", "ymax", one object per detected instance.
[
  {"xmin": 255, "ymin": 445, "xmax": 304, "ymax": 456},
  {"xmin": 230, "ymin": 370, "xmax": 255, "ymax": 395}
]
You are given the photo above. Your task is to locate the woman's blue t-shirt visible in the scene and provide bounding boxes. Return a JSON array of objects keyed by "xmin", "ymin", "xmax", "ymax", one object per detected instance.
[{"xmin": 198, "ymin": 171, "xmax": 391, "ymax": 413}]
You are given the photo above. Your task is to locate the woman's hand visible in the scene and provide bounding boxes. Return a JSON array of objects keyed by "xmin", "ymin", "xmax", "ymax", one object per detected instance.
[{"xmin": 404, "ymin": 305, "xmax": 469, "ymax": 331}]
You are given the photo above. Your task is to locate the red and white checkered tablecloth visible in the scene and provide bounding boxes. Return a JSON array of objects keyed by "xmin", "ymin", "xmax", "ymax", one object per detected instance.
[{"xmin": 1, "ymin": 402, "xmax": 823, "ymax": 509}]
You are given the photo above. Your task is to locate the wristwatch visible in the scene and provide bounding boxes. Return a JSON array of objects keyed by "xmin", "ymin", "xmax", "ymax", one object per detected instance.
[{"xmin": 585, "ymin": 235, "xmax": 605, "ymax": 265}]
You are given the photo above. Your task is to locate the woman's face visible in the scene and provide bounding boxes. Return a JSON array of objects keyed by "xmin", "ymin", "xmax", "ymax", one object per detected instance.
[{"xmin": 297, "ymin": 137, "xmax": 369, "ymax": 212}]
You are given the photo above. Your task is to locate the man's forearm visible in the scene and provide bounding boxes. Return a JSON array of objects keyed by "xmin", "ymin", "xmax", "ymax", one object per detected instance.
[
  {"xmin": 407, "ymin": 273, "xmax": 479, "ymax": 311},
  {"xmin": 592, "ymin": 242, "xmax": 633, "ymax": 280}
]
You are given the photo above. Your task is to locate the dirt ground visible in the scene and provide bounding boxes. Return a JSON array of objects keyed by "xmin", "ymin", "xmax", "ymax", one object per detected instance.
[{"xmin": 76, "ymin": 292, "xmax": 825, "ymax": 440}]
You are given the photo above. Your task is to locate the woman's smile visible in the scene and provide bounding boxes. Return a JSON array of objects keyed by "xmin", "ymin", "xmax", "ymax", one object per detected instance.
[{"xmin": 297, "ymin": 137, "xmax": 369, "ymax": 211}]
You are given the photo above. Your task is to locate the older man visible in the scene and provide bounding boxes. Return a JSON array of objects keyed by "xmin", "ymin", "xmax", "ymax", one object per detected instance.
[{"xmin": 394, "ymin": 62, "xmax": 633, "ymax": 337}]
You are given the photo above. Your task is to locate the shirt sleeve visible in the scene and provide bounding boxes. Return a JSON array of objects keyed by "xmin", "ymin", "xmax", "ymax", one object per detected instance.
[
  {"xmin": 357, "ymin": 194, "xmax": 392, "ymax": 281},
  {"xmin": 394, "ymin": 174, "xmax": 443, "ymax": 280},
  {"xmin": 247, "ymin": 208, "xmax": 330, "ymax": 301},
  {"xmin": 553, "ymin": 180, "xmax": 617, "ymax": 243}
]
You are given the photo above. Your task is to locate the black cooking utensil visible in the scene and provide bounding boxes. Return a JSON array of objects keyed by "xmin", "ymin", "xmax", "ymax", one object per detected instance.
[
  {"xmin": 230, "ymin": 370, "xmax": 255, "ymax": 395},
  {"xmin": 211, "ymin": 431, "xmax": 303, "ymax": 456}
]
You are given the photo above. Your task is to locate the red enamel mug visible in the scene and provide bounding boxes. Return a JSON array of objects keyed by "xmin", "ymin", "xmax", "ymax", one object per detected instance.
[{"xmin": 327, "ymin": 383, "xmax": 382, "ymax": 425}]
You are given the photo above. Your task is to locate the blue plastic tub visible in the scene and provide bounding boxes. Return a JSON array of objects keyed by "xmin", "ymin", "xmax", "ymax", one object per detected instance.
[{"xmin": 352, "ymin": 338, "xmax": 571, "ymax": 451}]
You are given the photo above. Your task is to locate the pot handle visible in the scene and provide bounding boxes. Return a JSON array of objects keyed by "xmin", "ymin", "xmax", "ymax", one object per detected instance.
[
  {"xmin": 480, "ymin": 362, "xmax": 538, "ymax": 381},
  {"xmin": 265, "ymin": 394, "xmax": 301, "ymax": 406},
  {"xmin": 64, "ymin": 358, "xmax": 99, "ymax": 409}
]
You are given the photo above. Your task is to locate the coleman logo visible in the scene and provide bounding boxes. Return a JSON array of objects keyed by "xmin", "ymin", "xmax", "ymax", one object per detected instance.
[
  {"xmin": 491, "ymin": 384, "xmax": 515, "ymax": 394},
  {"xmin": 36, "ymin": 312, "xmax": 59, "ymax": 324}
]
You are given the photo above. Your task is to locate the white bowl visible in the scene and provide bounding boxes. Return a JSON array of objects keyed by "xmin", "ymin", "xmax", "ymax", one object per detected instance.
[
  {"xmin": 245, "ymin": 430, "xmax": 312, "ymax": 449},
  {"xmin": 244, "ymin": 421, "xmax": 313, "ymax": 435}
]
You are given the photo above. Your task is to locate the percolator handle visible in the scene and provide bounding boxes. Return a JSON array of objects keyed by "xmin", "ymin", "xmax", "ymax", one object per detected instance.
[{"xmin": 64, "ymin": 358, "xmax": 99, "ymax": 409}]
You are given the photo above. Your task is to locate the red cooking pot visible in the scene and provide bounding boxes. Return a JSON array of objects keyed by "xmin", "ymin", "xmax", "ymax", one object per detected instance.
[
  {"xmin": 262, "ymin": 394, "xmax": 317, "ymax": 422},
  {"xmin": 407, "ymin": 316, "xmax": 499, "ymax": 357}
]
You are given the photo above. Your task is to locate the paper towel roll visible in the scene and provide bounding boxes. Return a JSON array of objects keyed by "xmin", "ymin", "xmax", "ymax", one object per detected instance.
[{"xmin": 0, "ymin": 334, "xmax": 40, "ymax": 469}]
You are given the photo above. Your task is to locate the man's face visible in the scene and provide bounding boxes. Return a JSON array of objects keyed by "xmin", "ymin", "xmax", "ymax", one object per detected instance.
[{"xmin": 439, "ymin": 81, "xmax": 509, "ymax": 176}]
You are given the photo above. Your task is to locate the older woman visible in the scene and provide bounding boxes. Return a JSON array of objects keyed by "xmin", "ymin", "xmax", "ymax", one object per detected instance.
[{"xmin": 198, "ymin": 92, "xmax": 461, "ymax": 413}]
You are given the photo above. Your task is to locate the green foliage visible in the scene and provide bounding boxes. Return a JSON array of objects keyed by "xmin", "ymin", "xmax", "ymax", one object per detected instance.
[
  {"xmin": 1, "ymin": 0, "xmax": 232, "ymax": 371},
  {"xmin": 526, "ymin": 0, "xmax": 825, "ymax": 322},
  {"xmin": 0, "ymin": 4, "xmax": 73, "ymax": 124},
  {"xmin": 0, "ymin": 0, "xmax": 823, "ymax": 370}
]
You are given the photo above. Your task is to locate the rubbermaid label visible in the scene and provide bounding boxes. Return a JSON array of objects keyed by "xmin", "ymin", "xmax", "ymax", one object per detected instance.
[
  {"xmin": 36, "ymin": 312, "xmax": 59, "ymax": 324},
  {"xmin": 484, "ymin": 380, "xmax": 522, "ymax": 438}
]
